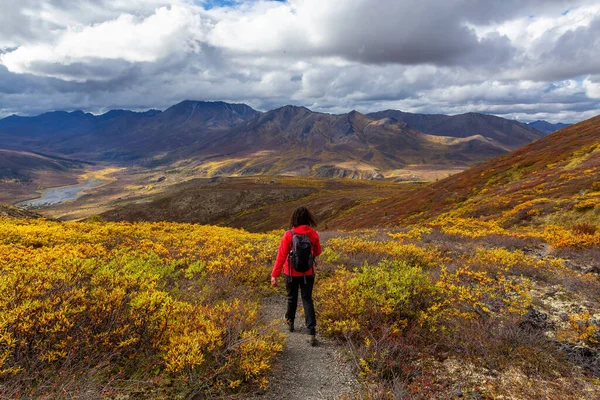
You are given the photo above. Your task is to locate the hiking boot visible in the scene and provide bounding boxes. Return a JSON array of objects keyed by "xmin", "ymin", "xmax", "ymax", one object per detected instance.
[
  {"xmin": 286, "ymin": 319, "xmax": 294, "ymax": 333},
  {"xmin": 308, "ymin": 334, "xmax": 317, "ymax": 347}
]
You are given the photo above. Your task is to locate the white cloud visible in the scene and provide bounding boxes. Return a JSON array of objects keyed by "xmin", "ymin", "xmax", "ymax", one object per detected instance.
[
  {"xmin": 1, "ymin": 5, "xmax": 207, "ymax": 81},
  {"xmin": 583, "ymin": 77, "xmax": 600, "ymax": 99},
  {"xmin": 0, "ymin": 0, "xmax": 599, "ymax": 123}
]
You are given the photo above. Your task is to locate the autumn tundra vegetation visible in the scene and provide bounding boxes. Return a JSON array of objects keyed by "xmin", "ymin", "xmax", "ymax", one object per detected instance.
[{"xmin": 1, "ymin": 116, "xmax": 600, "ymax": 399}]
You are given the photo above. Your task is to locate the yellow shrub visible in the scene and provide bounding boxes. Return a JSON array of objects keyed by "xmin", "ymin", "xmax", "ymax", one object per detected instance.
[
  {"xmin": 316, "ymin": 260, "xmax": 436, "ymax": 337},
  {"xmin": 574, "ymin": 198, "xmax": 600, "ymax": 211},
  {"xmin": 558, "ymin": 312, "xmax": 599, "ymax": 346},
  {"xmin": 0, "ymin": 218, "xmax": 283, "ymax": 397},
  {"xmin": 500, "ymin": 198, "xmax": 551, "ymax": 224},
  {"xmin": 542, "ymin": 225, "xmax": 600, "ymax": 248},
  {"xmin": 326, "ymin": 236, "xmax": 441, "ymax": 269},
  {"xmin": 432, "ymin": 217, "xmax": 508, "ymax": 238},
  {"xmin": 320, "ymin": 247, "xmax": 344, "ymax": 264},
  {"xmin": 387, "ymin": 226, "xmax": 432, "ymax": 241}
]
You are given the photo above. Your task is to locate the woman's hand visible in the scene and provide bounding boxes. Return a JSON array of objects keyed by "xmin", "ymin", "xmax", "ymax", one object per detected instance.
[{"xmin": 270, "ymin": 276, "xmax": 278, "ymax": 287}]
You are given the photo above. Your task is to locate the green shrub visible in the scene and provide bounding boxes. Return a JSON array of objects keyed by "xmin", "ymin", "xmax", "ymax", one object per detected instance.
[{"xmin": 317, "ymin": 259, "xmax": 436, "ymax": 337}]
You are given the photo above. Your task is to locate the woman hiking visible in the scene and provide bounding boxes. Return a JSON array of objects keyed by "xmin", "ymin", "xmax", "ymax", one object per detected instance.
[{"xmin": 270, "ymin": 206, "xmax": 322, "ymax": 346}]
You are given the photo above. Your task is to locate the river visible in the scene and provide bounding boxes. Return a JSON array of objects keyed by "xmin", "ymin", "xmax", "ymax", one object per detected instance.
[{"xmin": 17, "ymin": 178, "xmax": 105, "ymax": 209}]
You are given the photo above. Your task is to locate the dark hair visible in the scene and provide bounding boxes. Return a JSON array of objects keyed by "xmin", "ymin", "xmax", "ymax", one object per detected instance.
[{"xmin": 290, "ymin": 206, "xmax": 317, "ymax": 228}]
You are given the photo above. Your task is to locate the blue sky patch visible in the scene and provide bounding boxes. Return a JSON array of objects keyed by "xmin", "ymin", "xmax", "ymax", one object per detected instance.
[{"xmin": 201, "ymin": 0, "xmax": 286, "ymax": 10}]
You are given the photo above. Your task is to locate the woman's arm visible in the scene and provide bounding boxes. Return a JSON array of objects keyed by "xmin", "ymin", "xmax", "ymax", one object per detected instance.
[{"xmin": 271, "ymin": 231, "xmax": 290, "ymax": 278}]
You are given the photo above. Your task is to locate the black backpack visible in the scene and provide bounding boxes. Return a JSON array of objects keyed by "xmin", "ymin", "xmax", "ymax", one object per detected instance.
[{"xmin": 288, "ymin": 229, "xmax": 314, "ymax": 276}]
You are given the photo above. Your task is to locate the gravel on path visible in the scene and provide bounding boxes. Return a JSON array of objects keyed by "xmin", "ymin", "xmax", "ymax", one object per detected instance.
[{"xmin": 248, "ymin": 295, "xmax": 360, "ymax": 400}]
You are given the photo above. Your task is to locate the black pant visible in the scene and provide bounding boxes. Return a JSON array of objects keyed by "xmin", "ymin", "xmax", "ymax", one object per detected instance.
[{"xmin": 285, "ymin": 275, "xmax": 316, "ymax": 335}]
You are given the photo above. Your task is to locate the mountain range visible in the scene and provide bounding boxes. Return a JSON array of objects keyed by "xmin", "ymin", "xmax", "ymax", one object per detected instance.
[
  {"xmin": 527, "ymin": 120, "xmax": 571, "ymax": 134},
  {"xmin": 99, "ymin": 113, "xmax": 599, "ymax": 230},
  {"xmin": 0, "ymin": 102, "xmax": 259, "ymax": 161},
  {"xmin": 187, "ymin": 105, "xmax": 527, "ymax": 178},
  {"xmin": 0, "ymin": 100, "xmax": 553, "ymax": 181}
]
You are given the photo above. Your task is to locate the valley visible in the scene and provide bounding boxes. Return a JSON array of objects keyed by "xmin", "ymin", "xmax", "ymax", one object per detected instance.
[
  {"xmin": 99, "ymin": 175, "xmax": 421, "ymax": 231},
  {"xmin": 0, "ymin": 100, "xmax": 551, "ymax": 221},
  {"xmin": 2, "ymin": 2, "xmax": 599, "ymax": 398},
  {"xmin": 32, "ymin": 164, "xmax": 423, "ymax": 226},
  {"xmin": 0, "ymin": 149, "xmax": 89, "ymax": 204},
  {"xmin": 0, "ymin": 103, "xmax": 597, "ymax": 400},
  {"xmin": 32, "ymin": 112, "xmax": 597, "ymax": 232}
]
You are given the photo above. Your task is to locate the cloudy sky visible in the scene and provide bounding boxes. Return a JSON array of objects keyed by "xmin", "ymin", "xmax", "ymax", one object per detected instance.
[{"xmin": 1, "ymin": 0, "xmax": 599, "ymax": 122}]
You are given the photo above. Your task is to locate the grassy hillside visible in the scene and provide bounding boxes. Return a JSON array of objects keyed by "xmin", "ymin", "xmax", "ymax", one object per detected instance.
[
  {"xmin": 333, "ymin": 114, "xmax": 600, "ymax": 230},
  {"xmin": 99, "ymin": 176, "xmax": 420, "ymax": 231},
  {"xmin": 1, "ymin": 213, "xmax": 598, "ymax": 398},
  {"xmin": 0, "ymin": 149, "xmax": 85, "ymax": 183},
  {"xmin": 36, "ymin": 114, "xmax": 600, "ymax": 241},
  {"xmin": 97, "ymin": 108, "xmax": 599, "ymax": 233}
]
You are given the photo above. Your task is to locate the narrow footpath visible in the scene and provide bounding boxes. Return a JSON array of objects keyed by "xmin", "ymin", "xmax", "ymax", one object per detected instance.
[{"xmin": 248, "ymin": 295, "xmax": 360, "ymax": 400}]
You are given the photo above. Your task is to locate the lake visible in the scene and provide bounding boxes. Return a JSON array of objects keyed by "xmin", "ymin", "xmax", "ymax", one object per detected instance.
[{"xmin": 17, "ymin": 179, "xmax": 105, "ymax": 208}]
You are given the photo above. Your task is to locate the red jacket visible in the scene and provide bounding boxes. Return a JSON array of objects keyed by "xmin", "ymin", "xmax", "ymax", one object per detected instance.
[{"xmin": 271, "ymin": 225, "xmax": 322, "ymax": 278}]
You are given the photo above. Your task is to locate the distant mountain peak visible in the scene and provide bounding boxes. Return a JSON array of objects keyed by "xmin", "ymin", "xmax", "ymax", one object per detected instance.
[
  {"xmin": 347, "ymin": 109, "xmax": 366, "ymax": 118},
  {"xmin": 100, "ymin": 109, "xmax": 130, "ymax": 117},
  {"xmin": 164, "ymin": 100, "xmax": 257, "ymax": 114},
  {"xmin": 276, "ymin": 104, "xmax": 311, "ymax": 112},
  {"xmin": 527, "ymin": 120, "xmax": 571, "ymax": 134},
  {"xmin": 153, "ymin": 100, "xmax": 260, "ymax": 134},
  {"xmin": 265, "ymin": 105, "xmax": 313, "ymax": 120}
]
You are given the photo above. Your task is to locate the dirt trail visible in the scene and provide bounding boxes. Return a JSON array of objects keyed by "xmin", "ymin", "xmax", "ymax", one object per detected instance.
[{"xmin": 249, "ymin": 295, "xmax": 360, "ymax": 400}]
